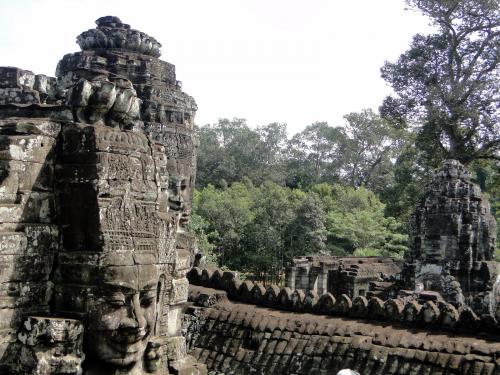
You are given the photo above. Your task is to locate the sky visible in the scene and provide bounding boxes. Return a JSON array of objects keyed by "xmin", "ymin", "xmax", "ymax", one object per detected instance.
[{"xmin": 0, "ymin": 0, "xmax": 432, "ymax": 135}]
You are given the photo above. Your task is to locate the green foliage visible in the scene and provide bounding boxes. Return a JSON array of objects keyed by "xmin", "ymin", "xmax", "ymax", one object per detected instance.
[
  {"xmin": 381, "ymin": 0, "xmax": 500, "ymax": 163},
  {"xmin": 286, "ymin": 122, "xmax": 345, "ymax": 187},
  {"xmin": 285, "ymin": 112, "xmax": 408, "ymax": 193},
  {"xmin": 379, "ymin": 143, "xmax": 434, "ymax": 226},
  {"xmin": 191, "ymin": 0, "xmax": 500, "ymax": 272},
  {"xmin": 192, "ymin": 181, "xmax": 408, "ymax": 274},
  {"xmin": 188, "ymin": 208, "xmax": 218, "ymax": 266},
  {"xmin": 318, "ymin": 184, "xmax": 408, "ymax": 258},
  {"xmin": 285, "ymin": 192, "xmax": 327, "ymax": 260},
  {"xmin": 470, "ymin": 159, "xmax": 500, "ymax": 256},
  {"xmin": 339, "ymin": 110, "xmax": 409, "ymax": 193},
  {"xmin": 193, "ymin": 182, "xmax": 255, "ymax": 266},
  {"xmin": 193, "ymin": 181, "xmax": 327, "ymax": 274},
  {"xmin": 196, "ymin": 119, "xmax": 288, "ymax": 188}
]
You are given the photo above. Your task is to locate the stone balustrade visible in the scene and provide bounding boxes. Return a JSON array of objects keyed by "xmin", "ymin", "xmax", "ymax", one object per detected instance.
[{"xmin": 187, "ymin": 267, "xmax": 500, "ymax": 334}]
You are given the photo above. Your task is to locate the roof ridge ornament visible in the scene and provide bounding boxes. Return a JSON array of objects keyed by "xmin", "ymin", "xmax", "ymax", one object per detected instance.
[{"xmin": 76, "ymin": 16, "xmax": 162, "ymax": 57}]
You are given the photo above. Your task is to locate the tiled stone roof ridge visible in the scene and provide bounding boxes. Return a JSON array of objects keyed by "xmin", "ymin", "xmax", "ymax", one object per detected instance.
[{"xmin": 188, "ymin": 267, "xmax": 500, "ymax": 336}]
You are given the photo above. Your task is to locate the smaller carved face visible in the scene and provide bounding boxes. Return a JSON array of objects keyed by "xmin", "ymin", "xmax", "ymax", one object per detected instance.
[
  {"xmin": 168, "ymin": 176, "xmax": 191, "ymax": 227},
  {"xmin": 85, "ymin": 265, "xmax": 159, "ymax": 368},
  {"xmin": 167, "ymin": 177, "xmax": 188, "ymax": 210}
]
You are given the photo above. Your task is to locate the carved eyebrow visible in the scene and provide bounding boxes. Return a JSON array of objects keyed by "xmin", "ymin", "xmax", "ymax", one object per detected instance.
[
  {"xmin": 102, "ymin": 282, "xmax": 137, "ymax": 292},
  {"xmin": 142, "ymin": 282, "xmax": 158, "ymax": 291}
]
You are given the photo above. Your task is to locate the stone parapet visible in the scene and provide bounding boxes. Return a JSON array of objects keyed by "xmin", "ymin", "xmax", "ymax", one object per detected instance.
[{"xmin": 188, "ymin": 267, "xmax": 500, "ymax": 335}]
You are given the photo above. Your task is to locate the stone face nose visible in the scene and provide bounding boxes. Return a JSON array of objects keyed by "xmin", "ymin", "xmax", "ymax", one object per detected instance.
[{"xmin": 122, "ymin": 294, "xmax": 147, "ymax": 332}]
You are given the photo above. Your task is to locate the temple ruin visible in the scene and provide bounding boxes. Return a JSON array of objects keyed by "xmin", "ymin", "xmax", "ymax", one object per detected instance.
[
  {"xmin": 285, "ymin": 256, "xmax": 402, "ymax": 299},
  {"xmin": 0, "ymin": 16, "xmax": 203, "ymax": 374},
  {"xmin": 0, "ymin": 15, "xmax": 498, "ymax": 375}
]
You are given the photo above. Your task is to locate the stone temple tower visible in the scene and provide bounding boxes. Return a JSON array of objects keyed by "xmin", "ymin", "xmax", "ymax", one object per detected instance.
[
  {"xmin": 0, "ymin": 16, "xmax": 204, "ymax": 374},
  {"xmin": 402, "ymin": 160, "xmax": 498, "ymax": 309}
]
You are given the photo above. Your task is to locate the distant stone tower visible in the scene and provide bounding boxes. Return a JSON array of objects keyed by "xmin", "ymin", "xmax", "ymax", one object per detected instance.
[
  {"xmin": 403, "ymin": 160, "xmax": 498, "ymax": 307},
  {"xmin": 0, "ymin": 16, "xmax": 204, "ymax": 374}
]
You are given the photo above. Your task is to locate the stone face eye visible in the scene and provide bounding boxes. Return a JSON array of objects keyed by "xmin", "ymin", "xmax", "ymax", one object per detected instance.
[
  {"xmin": 106, "ymin": 292, "xmax": 127, "ymax": 308},
  {"xmin": 140, "ymin": 296, "xmax": 155, "ymax": 308},
  {"xmin": 140, "ymin": 291, "xmax": 156, "ymax": 308}
]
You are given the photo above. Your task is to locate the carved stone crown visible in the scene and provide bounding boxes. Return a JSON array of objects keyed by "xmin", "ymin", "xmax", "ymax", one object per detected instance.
[
  {"xmin": 77, "ymin": 15, "xmax": 162, "ymax": 57},
  {"xmin": 436, "ymin": 159, "xmax": 470, "ymax": 180}
]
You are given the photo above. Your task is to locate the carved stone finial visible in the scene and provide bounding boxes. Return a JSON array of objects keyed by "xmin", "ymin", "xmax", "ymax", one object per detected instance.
[
  {"xmin": 95, "ymin": 15, "xmax": 127, "ymax": 28},
  {"xmin": 76, "ymin": 16, "xmax": 162, "ymax": 57}
]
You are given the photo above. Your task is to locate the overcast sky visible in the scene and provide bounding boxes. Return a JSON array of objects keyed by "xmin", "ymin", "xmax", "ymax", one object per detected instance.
[{"xmin": 0, "ymin": 0, "xmax": 432, "ymax": 134}]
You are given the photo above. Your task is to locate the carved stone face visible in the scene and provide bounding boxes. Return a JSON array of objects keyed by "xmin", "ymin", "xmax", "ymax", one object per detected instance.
[
  {"xmin": 168, "ymin": 176, "xmax": 191, "ymax": 227},
  {"xmin": 85, "ymin": 264, "xmax": 159, "ymax": 368}
]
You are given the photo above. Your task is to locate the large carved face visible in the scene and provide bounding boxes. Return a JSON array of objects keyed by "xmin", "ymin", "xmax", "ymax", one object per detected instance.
[{"xmin": 85, "ymin": 264, "xmax": 159, "ymax": 368}]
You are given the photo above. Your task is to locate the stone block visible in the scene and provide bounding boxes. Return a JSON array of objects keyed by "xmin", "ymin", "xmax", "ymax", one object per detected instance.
[
  {"xmin": 0, "ymin": 119, "xmax": 61, "ymax": 138},
  {"xmin": 166, "ymin": 336, "xmax": 187, "ymax": 362},
  {"xmin": 175, "ymin": 248, "xmax": 191, "ymax": 274},
  {"xmin": 0, "ymin": 67, "xmax": 35, "ymax": 89},
  {"xmin": 0, "ymin": 192, "xmax": 55, "ymax": 223},
  {"xmin": 0, "ymin": 253, "xmax": 55, "ymax": 282},
  {"xmin": 0, "ymin": 88, "xmax": 40, "ymax": 105},
  {"xmin": 16, "ymin": 316, "xmax": 84, "ymax": 375},
  {"xmin": 0, "ymin": 160, "xmax": 54, "ymax": 199},
  {"xmin": 170, "ymin": 277, "xmax": 189, "ymax": 304},
  {"xmin": 167, "ymin": 305, "xmax": 184, "ymax": 336},
  {"xmin": 0, "ymin": 224, "xmax": 58, "ymax": 256},
  {"xmin": 0, "ymin": 281, "xmax": 53, "ymax": 308},
  {"xmin": 0, "ymin": 134, "xmax": 56, "ymax": 163}
]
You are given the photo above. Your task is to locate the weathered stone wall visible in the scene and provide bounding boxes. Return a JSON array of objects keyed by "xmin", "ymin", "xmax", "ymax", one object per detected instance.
[
  {"xmin": 0, "ymin": 115, "xmax": 62, "ymax": 371},
  {"xmin": 286, "ymin": 256, "xmax": 402, "ymax": 299},
  {"xmin": 185, "ymin": 285, "xmax": 500, "ymax": 375}
]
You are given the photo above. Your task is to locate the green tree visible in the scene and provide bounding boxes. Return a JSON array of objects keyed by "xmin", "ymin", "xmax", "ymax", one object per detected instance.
[
  {"xmin": 286, "ymin": 122, "xmax": 345, "ymax": 188},
  {"xmin": 470, "ymin": 159, "xmax": 500, "ymax": 257},
  {"xmin": 242, "ymin": 182, "xmax": 296, "ymax": 275},
  {"xmin": 196, "ymin": 118, "xmax": 260, "ymax": 187},
  {"xmin": 188, "ymin": 210, "xmax": 218, "ymax": 266},
  {"xmin": 285, "ymin": 192, "xmax": 327, "ymax": 261},
  {"xmin": 193, "ymin": 182, "xmax": 255, "ymax": 266},
  {"xmin": 313, "ymin": 184, "xmax": 409, "ymax": 257},
  {"xmin": 379, "ymin": 143, "xmax": 434, "ymax": 225},
  {"xmin": 196, "ymin": 119, "xmax": 288, "ymax": 188},
  {"xmin": 193, "ymin": 181, "xmax": 330, "ymax": 275},
  {"xmin": 381, "ymin": 0, "xmax": 500, "ymax": 164},
  {"xmin": 339, "ymin": 109, "xmax": 409, "ymax": 194}
]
